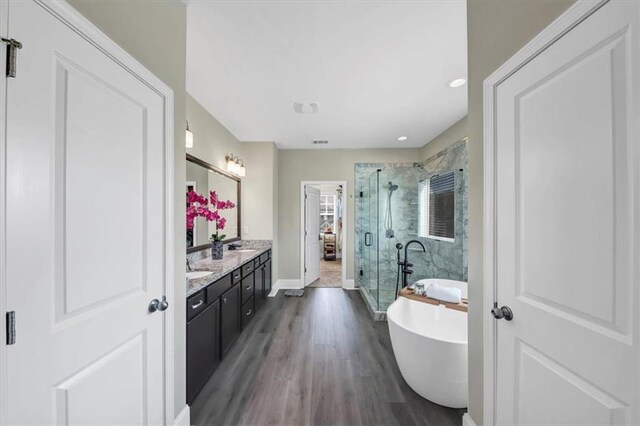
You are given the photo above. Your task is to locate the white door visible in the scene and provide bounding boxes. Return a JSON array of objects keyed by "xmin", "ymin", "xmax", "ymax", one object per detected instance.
[
  {"xmin": 3, "ymin": 1, "xmax": 173, "ymax": 424},
  {"xmin": 490, "ymin": 1, "xmax": 639, "ymax": 424},
  {"xmin": 304, "ymin": 186, "xmax": 320, "ymax": 286}
]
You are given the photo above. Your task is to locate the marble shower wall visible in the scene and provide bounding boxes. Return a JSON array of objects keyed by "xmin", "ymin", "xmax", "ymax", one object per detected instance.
[{"xmin": 355, "ymin": 139, "xmax": 468, "ymax": 311}]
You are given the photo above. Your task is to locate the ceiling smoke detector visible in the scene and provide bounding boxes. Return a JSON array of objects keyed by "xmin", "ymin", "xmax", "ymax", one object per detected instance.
[
  {"xmin": 294, "ymin": 102, "xmax": 319, "ymax": 114},
  {"xmin": 312, "ymin": 140, "xmax": 329, "ymax": 145}
]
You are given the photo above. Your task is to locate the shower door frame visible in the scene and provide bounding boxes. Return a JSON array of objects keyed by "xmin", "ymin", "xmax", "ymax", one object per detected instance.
[{"xmin": 299, "ymin": 180, "xmax": 349, "ymax": 289}]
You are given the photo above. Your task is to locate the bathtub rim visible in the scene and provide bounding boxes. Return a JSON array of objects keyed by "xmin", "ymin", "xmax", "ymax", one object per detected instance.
[{"xmin": 387, "ymin": 296, "xmax": 468, "ymax": 346}]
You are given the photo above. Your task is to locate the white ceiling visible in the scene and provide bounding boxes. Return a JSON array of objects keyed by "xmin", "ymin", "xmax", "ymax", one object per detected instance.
[{"xmin": 186, "ymin": 1, "xmax": 467, "ymax": 149}]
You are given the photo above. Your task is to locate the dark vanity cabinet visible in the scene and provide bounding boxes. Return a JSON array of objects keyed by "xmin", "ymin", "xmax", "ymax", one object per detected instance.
[
  {"xmin": 187, "ymin": 296, "xmax": 220, "ymax": 405},
  {"xmin": 220, "ymin": 282, "xmax": 241, "ymax": 356},
  {"xmin": 265, "ymin": 259, "xmax": 272, "ymax": 295},
  {"xmin": 186, "ymin": 249, "xmax": 272, "ymax": 404}
]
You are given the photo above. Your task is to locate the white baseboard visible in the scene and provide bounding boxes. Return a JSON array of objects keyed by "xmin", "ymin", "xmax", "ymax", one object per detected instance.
[
  {"xmin": 174, "ymin": 405, "xmax": 190, "ymax": 426},
  {"xmin": 462, "ymin": 413, "xmax": 477, "ymax": 426},
  {"xmin": 268, "ymin": 279, "xmax": 302, "ymax": 296},
  {"xmin": 342, "ymin": 279, "xmax": 356, "ymax": 290}
]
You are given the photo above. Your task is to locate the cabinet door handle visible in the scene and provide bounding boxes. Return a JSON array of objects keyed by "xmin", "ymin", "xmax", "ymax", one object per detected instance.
[
  {"xmin": 191, "ymin": 300, "xmax": 204, "ymax": 310},
  {"xmin": 245, "ymin": 310, "xmax": 252, "ymax": 316},
  {"xmin": 222, "ymin": 297, "xmax": 227, "ymax": 304},
  {"xmin": 245, "ymin": 285, "xmax": 252, "ymax": 290}
]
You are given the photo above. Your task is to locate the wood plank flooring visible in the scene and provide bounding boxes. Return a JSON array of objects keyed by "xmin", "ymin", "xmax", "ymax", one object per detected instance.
[{"xmin": 191, "ymin": 288, "xmax": 465, "ymax": 426}]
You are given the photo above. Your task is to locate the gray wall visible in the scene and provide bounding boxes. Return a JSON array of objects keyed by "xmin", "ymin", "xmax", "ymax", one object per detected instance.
[
  {"xmin": 65, "ymin": 0, "xmax": 189, "ymax": 416},
  {"xmin": 421, "ymin": 116, "xmax": 468, "ymax": 161},
  {"xmin": 186, "ymin": 94, "xmax": 279, "ymax": 275},
  {"xmin": 186, "ymin": 94, "xmax": 242, "ymax": 171},
  {"xmin": 277, "ymin": 149, "xmax": 422, "ymax": 281},
  {"xmin": 466, "ymin": 0, "xmax": 575, "ymax": 423}
]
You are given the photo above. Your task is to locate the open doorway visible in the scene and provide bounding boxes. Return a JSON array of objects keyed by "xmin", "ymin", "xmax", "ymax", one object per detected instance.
[{"xmin": 300, "ymin": 181, "xmax": 347, "ymax": 288}]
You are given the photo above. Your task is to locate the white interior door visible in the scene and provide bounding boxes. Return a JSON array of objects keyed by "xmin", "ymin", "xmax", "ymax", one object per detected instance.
[
  {"xmin": 304, "ymin": 186, "xmax": 320, "ymax": 286},
  {"xmin": 3, "ymin": 1, "xmax": 173, "ymax": 424},
  {"xmin": 491, "ymin": 1, "xmax": 639, "ymax": 424}
]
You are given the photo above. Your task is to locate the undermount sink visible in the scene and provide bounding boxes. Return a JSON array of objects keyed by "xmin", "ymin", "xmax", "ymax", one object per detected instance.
[
  {"xmin": 186, "ymin": 270, "xmax": 213, "ymax": 280},
  {"xmin": 232, "ymin": 249, "xmax": 256, "ymax": 253}
]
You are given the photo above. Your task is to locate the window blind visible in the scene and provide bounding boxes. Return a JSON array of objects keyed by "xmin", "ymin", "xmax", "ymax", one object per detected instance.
[{"xmin": 418, "ymin": 171, "xmax": 455, "ymax": 240}]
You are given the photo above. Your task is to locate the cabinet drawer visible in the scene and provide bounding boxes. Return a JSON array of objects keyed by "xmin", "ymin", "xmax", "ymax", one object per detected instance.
[
  {"xmin": 187, "ymin": 291, "xmax": 207, "ymax": 321},
  {"xmin": 241, "ymin": 275, "xmax": 254, "ymax": 304},
  {"xmin": 241, "ymin": 297, "xmax": 254, "ymax": 329},
  {"xmin": 231, "ymin": 268, "xmax": 242, "ymax": 284},
  {"xmin": 242, "ymin": 261, "xmax": 254, "ymax": 277},
  {"xmin": 259, "ymin": 251, "xmax": 270, "ymax": 264},
  {"xmin": 207, "ymin": 273, "xmax": 232, "ymax": 302}
]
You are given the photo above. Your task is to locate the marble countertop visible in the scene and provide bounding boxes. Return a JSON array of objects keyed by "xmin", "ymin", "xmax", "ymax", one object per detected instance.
[{"xmin": 186, "ymin": 240, "xmax": 272, "ymax": 297}]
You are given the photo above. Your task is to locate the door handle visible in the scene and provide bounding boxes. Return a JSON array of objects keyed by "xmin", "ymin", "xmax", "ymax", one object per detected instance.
[
  {"xmin": 149, "ymin": 296, "xmax": 169, "ymax": 313},
  {"xmin": 491, "ymin": 305, "xmax": 513, "ymax": 321},
  {"xmin": 191, "ymin": 300, "xmax": 204, "ymax": 310},
  {"xmin": 245, "ymin": 310, "xmax": 252, "ymax": 316},
  {"xmin": 245, "ymin": 285, "xmax": 252, "ymax": 290},
  {"xmin": 365, "ymin": 232, "xmax": 373, "ymax": 246}
]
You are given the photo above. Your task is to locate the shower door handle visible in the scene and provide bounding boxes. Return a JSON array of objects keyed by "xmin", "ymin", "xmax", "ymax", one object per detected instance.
[{"xmin": 364, "ymin": 232, "xmax": 373, "ymax": 246}]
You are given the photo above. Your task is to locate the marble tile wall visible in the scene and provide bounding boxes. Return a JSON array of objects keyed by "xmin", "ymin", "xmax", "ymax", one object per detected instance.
[{"xmin": 355, "ymin": 139, "xmax": 468, "ymax": 312}]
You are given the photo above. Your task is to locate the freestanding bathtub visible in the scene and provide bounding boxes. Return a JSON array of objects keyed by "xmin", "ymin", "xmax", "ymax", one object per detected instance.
[{"xmin": 387, "ymin": 279, "xmax": 468, "ymax": 409}]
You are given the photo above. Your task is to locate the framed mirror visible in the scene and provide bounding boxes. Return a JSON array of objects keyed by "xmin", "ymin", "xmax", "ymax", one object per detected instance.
[{"xmin": 186, "ymin": 154, "xmax": 241, "ymax": 253}]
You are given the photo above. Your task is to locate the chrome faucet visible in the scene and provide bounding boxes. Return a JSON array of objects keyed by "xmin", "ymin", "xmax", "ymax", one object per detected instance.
[{"xmin": 401, "ymin": 240, "xmax": 426, "ymax": 289}]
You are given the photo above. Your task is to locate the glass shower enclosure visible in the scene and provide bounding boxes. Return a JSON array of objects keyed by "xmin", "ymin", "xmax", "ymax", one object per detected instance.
[
  {"xmin": 357, "ymin": 165, "xmax": 423, "ymax": 314},
  {"xmin": 355, "ymin": 147, "xmax": 468, "ymax": 317}
]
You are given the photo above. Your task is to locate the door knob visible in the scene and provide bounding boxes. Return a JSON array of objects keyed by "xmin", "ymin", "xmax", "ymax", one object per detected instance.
[
  {"xmin": 149, "ymin": 296, "xmax": 169, "ymax": 313},
  {"xmin": 491, "ymin": 305, "xmax": 513, "ymax": 321},
  {"xmin": 158, "ymin": 296, "xmax": 169, "ymax": 312}
]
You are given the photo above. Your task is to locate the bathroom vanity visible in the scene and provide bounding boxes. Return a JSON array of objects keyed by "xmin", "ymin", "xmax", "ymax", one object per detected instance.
[{"xmin": 185, "ymin": 242, "xmax": 272, "ymax": 404}]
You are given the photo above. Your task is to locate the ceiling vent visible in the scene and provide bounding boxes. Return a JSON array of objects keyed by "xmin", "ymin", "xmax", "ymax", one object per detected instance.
[
  {"xmin": 294, "ymin": 102, "xmax": 319, "ymax": 114},
  {"xmin": 312, "ymin": 140, "xmax": 328, "ymax": 145}
]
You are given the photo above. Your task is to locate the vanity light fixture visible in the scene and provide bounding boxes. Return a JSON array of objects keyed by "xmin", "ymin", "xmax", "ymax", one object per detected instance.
[
  {"xmin": 447, "ymin": 78, "xmax": 467, "ymax": 88},
  {"xmin": 185, "ymin": 120, "xmax": 194, "ymax": 148},
  {"xmin": 225, "ymin": 153, "xmax": 246, "ymax": 177}
]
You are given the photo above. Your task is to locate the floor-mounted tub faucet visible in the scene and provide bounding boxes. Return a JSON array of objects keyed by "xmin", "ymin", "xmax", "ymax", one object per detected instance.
[{"xmin": 402, "ymin": 240, "xmax": 426, "ymax": 289}]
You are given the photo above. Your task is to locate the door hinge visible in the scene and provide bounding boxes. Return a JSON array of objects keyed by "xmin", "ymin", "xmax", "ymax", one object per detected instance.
[
  {"xmin": 2, "ymin": 38, "xmax": 22, "ymax": 78},
  {"xmin": 359, "ymin": 269, "xmax": 363, "ymax": 276},
  {"xmin": 305, "ymin": 267, "xmax": 307, "ymax": 273},
  {"xmin": 359, "ymin": 191, "xmax": 363, "ymax": 198},
  {"xmin": 6, "ymin": 311, "xmax": 16, "ymax": 345}
]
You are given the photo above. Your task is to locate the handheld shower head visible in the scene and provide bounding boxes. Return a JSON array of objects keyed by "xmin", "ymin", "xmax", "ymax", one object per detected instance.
[{"xmin": 388, "ymin": 182, "xmax": 399, "ymax": 192}]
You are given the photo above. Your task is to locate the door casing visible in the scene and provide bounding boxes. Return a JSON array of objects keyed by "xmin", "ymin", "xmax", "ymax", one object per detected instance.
[
  {"xmin": 0, "ymin": 0, "xmax": 175, "ymax": 423},
  {"xmin": 299, "ymin": 181, "xmax": 348, "ymax": 289},
  {"xmin": 483, "ymin": 0, "xmax": 611, "ymax": 424}
]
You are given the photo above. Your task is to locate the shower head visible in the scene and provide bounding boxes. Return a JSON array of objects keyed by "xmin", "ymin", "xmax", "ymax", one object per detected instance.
[{"xmin": 388, "ymin": 182, "xmax": 399, "ymax": 192}]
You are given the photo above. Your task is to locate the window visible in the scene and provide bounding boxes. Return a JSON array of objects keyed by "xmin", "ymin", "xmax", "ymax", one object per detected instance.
[{"xmin": 419, "ymin": 171, "xmax": 455, "ymax": 241}]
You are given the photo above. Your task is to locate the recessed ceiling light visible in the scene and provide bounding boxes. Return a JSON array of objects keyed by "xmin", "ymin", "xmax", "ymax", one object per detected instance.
[
  {"xmin": 448, "ymin": 78, "xmax": 467, "ymax": 88},
  {"xmin": 397, "ymin": 136, "xmax": 408, "ymax": 141}
]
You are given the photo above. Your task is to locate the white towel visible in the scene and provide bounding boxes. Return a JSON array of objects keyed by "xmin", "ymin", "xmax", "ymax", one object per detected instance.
[{"xmin": 426, "ymin": 283, "xmax": 462, "ymax": 304}]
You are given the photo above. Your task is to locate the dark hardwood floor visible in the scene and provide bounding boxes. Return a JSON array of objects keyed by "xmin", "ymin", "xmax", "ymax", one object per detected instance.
[{"xmin": 191, "ymin": 288, "xmax": 465, "ymax": 426}]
